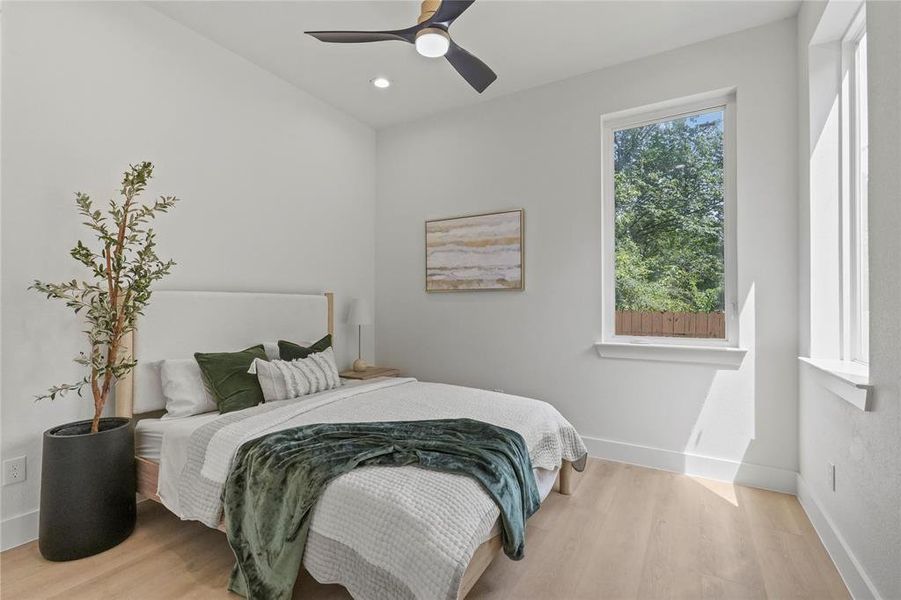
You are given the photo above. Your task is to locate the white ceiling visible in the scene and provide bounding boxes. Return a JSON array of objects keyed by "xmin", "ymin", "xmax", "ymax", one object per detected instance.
[{"xmin": 151, "ymin": 1, "xmax": 800, "ymax": 129}]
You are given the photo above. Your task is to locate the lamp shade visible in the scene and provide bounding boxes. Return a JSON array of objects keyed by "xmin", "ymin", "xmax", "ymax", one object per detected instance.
[{"xmin": 346, "ymin": 298, "xmax": 372, "ymax": 326}]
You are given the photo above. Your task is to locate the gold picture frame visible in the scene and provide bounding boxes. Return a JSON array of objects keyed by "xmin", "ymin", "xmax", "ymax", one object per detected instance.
[{"xmin": 425, "ymin": 209, "xmax": 524, "ymax": 292}]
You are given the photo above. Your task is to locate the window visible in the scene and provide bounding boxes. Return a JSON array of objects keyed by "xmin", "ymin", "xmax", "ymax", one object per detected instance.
[
  {"xmin": 602, "ymin": 94, "xmax": 737, "ymax": 346},
  {"xmin": 842, "ymin": 12, "xmax": 869, "ymax": 364}
]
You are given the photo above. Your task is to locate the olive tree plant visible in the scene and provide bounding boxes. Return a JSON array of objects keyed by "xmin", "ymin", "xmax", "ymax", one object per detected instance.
[{"xmin": 31, "ymin": 162, "xmax": 179, "ymax": 433}]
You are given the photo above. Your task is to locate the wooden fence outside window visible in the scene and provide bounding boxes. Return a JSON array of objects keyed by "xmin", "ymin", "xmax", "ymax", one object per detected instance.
[{"xmin": 615, "ymin": 311, "xmax": 726, "ymax": 339}]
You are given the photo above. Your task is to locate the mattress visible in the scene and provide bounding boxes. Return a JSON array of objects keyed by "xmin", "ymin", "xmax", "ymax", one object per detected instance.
[
  {"xmin": 135, "ymin": 411, "xmax": 219, "ymax": 462},
  {"xmin": 136, "ymin": 413, "xmax": 560, "ymax": 500}
]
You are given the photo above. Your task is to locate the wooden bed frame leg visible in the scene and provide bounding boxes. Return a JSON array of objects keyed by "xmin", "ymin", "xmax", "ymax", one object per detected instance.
[
  {"xmin": 457, "ymin": 536, "xmax": 502, "ymax": 599},
  {"xmin": 456, "ymin": 460, "xmax": 584, "ymax": 599},
  {"xmin": 558, "ymin": 460, "xmax": 582, "ymax": 496},
  {"xmin": 136, "ymin": 457, "xmax": 161, "ymax": 502}
]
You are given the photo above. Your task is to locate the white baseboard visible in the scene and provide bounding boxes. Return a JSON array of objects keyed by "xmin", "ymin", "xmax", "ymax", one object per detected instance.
[
  {"xmin": 796, "ymin": 475, "xmax": 881, "ymax": 600},
  {"xmin": 581, "ymin": 435, "xmax": 798, "ymax": 494},
  {"xmin": 1, "ymin": 509, "xmax": 39, "ymax": 552}
]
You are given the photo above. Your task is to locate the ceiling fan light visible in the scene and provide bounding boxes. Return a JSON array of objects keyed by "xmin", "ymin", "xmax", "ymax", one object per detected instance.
[{"xmin": 415, "ymin": 28, "xmax": 450, "ymax": 58}]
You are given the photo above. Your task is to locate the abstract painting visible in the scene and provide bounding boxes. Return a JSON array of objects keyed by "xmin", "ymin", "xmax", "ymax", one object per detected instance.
[{"xmin": 425, "ymin": 209, "xmax": 524, "ymax": 291}]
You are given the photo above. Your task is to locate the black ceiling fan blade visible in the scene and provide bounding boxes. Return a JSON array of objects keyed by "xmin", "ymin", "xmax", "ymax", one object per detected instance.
[
  {"xmin": 445, "ymin": 40, "xmax": 496, "ymax": 93},
  {"xmin": 429, "ymin": 0, "xmax": 476, "ymax": 27},
  {"xmin": 305, "ymin": 26, "xmax": 419, "ymax": 44}
]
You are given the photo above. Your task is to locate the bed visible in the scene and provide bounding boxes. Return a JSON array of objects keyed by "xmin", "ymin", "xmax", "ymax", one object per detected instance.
[{"xmin": 116, "ymin": 291, "xmax": 587, "ymax": 599}]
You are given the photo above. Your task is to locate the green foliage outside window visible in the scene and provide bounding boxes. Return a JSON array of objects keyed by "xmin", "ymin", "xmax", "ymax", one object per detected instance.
[{"xmin": 614, "ymin": 111, "xmax": 725, "ymax": 313}]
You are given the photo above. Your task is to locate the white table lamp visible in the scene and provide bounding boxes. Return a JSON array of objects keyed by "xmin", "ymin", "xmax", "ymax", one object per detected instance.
[{"xmin": 346, "ymin": 298, "xmax": 372, "ymax": 371}]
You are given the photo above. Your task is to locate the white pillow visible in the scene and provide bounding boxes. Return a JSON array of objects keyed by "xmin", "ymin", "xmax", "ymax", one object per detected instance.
[
  {"xmin": 159, "ymin": 359, "xmax": 217, "ymax": 419},
  {"xmin": 262, "ymin": 342, "xmax": 282, "ymax": 361},
  {"xmin": 250, "ymin": 347, "xmax": 341, "ymax": 402}
]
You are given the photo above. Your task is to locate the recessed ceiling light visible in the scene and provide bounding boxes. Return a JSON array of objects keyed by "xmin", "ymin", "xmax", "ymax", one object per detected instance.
[{"xmin": 371, "ymin": 77, "xmax": 390, "ymax": 89}]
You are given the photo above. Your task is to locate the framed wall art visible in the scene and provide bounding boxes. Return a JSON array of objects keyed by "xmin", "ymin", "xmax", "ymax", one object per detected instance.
[{"xmin": 425, "ymin": 209, "xmax": 524, "ymax": 292}]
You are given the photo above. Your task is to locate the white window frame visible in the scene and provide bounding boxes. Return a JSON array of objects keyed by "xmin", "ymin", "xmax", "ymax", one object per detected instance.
[
  {"xmin": 840, "ymin": 7, "xmax": 869, "ymax": 364},
  {"xmin": 600, "ymin": 91, "xmax": 738, "ymax": 349}
]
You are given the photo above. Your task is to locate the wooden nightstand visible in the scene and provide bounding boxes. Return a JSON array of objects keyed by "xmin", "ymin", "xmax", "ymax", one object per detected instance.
[{"xmin": 339, "ymin": 366, "xmax": 401, "ymax": 380}]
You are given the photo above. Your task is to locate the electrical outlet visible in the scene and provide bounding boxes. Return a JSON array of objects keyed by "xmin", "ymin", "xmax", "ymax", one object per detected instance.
[
  {"xmin": 3, "ymin": 456, "xmax": 27, "ymax": 486},
  {"xmin": 827, "ymin": 462, "xmax": 836, "ymax": 492}
]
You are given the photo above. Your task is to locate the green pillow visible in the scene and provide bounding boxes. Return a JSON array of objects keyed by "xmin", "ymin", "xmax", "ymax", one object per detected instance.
[
  {"xmin": 278, "ymin": 334, "xmax": 332, "ymax": 361},
  {"xmin": 194, "ymin": 345, "xmax": 267, "ymax": 414}
]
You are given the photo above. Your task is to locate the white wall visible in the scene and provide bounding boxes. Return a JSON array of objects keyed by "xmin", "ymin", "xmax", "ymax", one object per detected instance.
[
  {"xmin": 376, "ymin": 20, "xmax": 799, "ymax": 489},
  {"xmin": 1, "ymin": 2, "xmax": 375, "ymax": 548},
  {"xmin": 797, "ymin": 2, "xmax": 901, "ymax": 598}
]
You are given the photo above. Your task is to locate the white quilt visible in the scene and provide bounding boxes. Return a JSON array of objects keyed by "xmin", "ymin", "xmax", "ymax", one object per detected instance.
[{"xmin": 159, "ymin": 378, "xmax": 587, "ymax": 600}]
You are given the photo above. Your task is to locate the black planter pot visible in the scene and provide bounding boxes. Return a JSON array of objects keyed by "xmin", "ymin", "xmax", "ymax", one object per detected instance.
[{"xmin": 39, "ymin": 417, "xmax": 136, "ymax": 561}]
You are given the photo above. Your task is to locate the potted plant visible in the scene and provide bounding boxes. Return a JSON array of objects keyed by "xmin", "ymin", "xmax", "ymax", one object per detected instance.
[{"xmin": 31, "ymin": 162, "xmax": 178, "ymax": 561}]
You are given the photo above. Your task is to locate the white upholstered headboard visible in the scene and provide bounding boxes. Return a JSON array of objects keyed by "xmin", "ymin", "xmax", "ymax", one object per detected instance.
[{"xmin": 115, "ymin": 291, "xmax": 334, "ymax": 416}]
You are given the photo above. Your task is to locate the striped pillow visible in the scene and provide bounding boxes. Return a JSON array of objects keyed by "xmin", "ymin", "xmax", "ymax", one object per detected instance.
[{"xmin": 249, "ymin": 347, "xmax": 341, "ymax": 402}]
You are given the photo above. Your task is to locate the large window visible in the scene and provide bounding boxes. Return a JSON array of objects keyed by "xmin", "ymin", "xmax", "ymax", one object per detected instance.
[
  {"xmin": 842, "ymin": 12, "xmax": 869, "ymax": 363},
  {"xmin": 602, "ymin": 94, "xmax": 736, "ymax": 345}
]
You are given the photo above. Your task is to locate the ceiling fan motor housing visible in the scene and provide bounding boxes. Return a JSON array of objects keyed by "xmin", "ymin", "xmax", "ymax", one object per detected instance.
[{"xmin": 416, "ymin": 27, "xmax": 449, "ymax": 40}]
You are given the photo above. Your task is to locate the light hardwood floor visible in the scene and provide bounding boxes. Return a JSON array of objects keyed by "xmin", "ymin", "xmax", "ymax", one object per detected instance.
[{"xmin": 0, "ymin": 459, "xmax": 848, "ymax": 599}]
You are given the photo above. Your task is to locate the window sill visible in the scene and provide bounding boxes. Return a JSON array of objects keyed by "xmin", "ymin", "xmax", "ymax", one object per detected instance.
[
  {"xmin": 798, "ymin": 357, "xmax": 871, "ymax": 411},
  {"xmin": 594, "ymin": 342, "xmax": 747, "ymax": 367}
]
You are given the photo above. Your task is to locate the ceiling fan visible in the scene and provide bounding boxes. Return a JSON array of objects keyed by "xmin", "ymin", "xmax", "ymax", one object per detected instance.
[{"xmin": 305, "ymin": 0, "xmax": 497, "ymax": 93}]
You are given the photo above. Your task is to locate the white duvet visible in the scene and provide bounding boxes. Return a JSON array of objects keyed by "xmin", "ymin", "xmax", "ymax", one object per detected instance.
[{"xmin": 154, "ymin": 378, "xmax": 587, "ymax": 600}]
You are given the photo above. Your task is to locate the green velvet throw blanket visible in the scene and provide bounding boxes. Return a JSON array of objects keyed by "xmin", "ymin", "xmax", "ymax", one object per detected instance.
[{"xmin": 223, "ymin": 418, "xmax": 540, "ymax": 600}]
